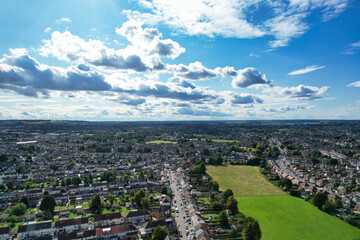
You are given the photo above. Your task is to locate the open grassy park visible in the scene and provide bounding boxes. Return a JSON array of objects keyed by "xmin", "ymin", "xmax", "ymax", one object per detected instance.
[
  {"xmin": 207, "ymin": 165, "xmax": 360, "ymax": 240},
  {"xmin": 207, "ymin": 165, "xmax": 285, "ymax": 196}
]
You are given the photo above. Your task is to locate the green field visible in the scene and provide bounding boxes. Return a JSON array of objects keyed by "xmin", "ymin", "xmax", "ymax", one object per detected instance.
[
  {"xmin": 200, "ymin": 138, "xmax": 238, "ymax": 143},
  {"xmin": 236, "ymin": 195, "xmax": 360, "ymax": 240},
  {"xmin": 146, "ymin": 140, "xmax": 177, "ymax": 144},
  {"xmin": 207, "ymin": 165, "xmax": 285, "ymax": 196},
  {"xmin": 207, "ymin": 165, "xmax": 360, "ymax": 240}
]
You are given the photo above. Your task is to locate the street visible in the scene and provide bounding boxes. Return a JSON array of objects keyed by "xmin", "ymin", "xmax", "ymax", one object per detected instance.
[{"xmin": 169, "ymin": 170, "xmax": 189, "ymax": 240}]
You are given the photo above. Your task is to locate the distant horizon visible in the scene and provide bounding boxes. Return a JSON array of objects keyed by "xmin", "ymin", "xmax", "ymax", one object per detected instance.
[
  {"xmin": 0, "ymin": 0, "xmax": 359, "ymax": 120},
  {"xmin": 1, "ymin": 119, "xmax": 360, "ymax": 122}
]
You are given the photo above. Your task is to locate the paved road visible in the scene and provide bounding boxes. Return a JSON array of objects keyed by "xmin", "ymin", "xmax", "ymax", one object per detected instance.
[{"xmin": 169, "ymin": 170, "xmax": 189, "ymax": 240}]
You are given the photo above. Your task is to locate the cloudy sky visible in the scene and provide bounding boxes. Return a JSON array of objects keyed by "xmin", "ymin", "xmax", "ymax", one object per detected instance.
[{"xmin": 0, "ymin": 0, "xmax": 359, "ymax": 120}]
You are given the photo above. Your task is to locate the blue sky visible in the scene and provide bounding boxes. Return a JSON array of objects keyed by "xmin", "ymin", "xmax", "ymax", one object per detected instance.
[{"xmin": 0, "ymin": 0, "xmax": 359, "ymax": 120}]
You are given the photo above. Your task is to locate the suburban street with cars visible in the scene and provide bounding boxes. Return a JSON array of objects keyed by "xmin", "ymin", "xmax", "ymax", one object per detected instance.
[{"xmin": 169, "ymin": 170, "xmax": 190, "ymax": 240}]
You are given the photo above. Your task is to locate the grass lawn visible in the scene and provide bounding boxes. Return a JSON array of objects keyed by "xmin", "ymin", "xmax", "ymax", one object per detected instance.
[
  {"xmin": 121, "ymin": 207, "xmax": 130, "ymax": 216},
  {"xmin": 207, "ymin": 165, "xmax": 285, "ymax": 196},
  {"xmin": 207, "ymin": 165, "xmax": 360, "ymax": 240},
  {"xmin": 236, "ymin": 195, "xmax": 360, "ymax": 240},
  {"xmin": 198, "ymin": 197, "xmax": 211, "ymax": 204},
  {"xmin": 146, "ymin": 140, "xmax": 177, "ymax": 144}
]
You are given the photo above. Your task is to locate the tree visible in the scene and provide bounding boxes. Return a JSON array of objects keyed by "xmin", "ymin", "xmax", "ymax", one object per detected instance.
[
  {"xmin": 15, "ymin": 164, "xmax": 25, "ymax": 174},
  {"xmin": 161, "ymin": 185, "xmax": 168, "ymax": 195},
  {"xmin": 322, "ymin": 199, "xmax": 336, "ymax": 213},
  {"xmin": 0, "ymin": 154, "xmax": 8, "ymax": 163},
  {"xmin": 223, "ymin": 189, "xmax": 234, "ymax": 203},
  {"xmin": 19, "ymin": 196, "xmax": 29, "ymax": 208},
  {"xmin": 279, "ymin": 178, "xmax": 292, "ymax": 190},
  {"xmin": 312, "ymin": 192, "xmax": 327, "ymax": 209},
  {"xmin": 290, "ymin": 189, "xmax": 301, "ymax": 198},
  {"xmin": 218, "ymin": 210, "xmax": 229, "ymax": 226},
  {"xmin": 7, "ymin": 215, "xmax": 18, "ymax": 227},
  {"xmin": 243, "ymin": 217, "xmax": 261, "ymax": 240},
  {"xmin": 89, "ymin": 195, "xmax": 102, "ymax": 214},
  {"xmin": 141, "ymin": 197, "xmax": 150, "ymax": 209},
  {"xmin": 108, "ymin": 193, "xmax": 116, "ymax": 204},
  {"xmin": 11, "ymin": 203, "xmax": 27, "ymax": 216},
  {"xmin": 100, "ymin": 170, "xmax": 117, "ymax": 182},
  {"xmin": 230, "ymin": 228, "xmax": 239, "ymax": 238},
  {"xmin": 226, "ymin": 196, "xmax": 238, "ymax": 213},
  {"xmin": 209, "ymin": 181, "xmax": 219, "ymax": 191},
  {"xmin": 134, "ymin": 189, "xmax": 146, "ymax": 207},
  {"xmin": 71, "ymin": 176, "xmax": 82, "ymax": 185},
  {"xmin": 151, "ymin": 225, "xmax": 168, "ymax": 240},
  {"xmin": 211, "ymin": 201, "xmax": 222, "ymax": 211},
  {"xmin": 40, "ymin": 195, "xmax": 56, "ymax": 213},
  {"xmin": 335, "ymin": 199, "xmax": 343, "ymax": 209}
]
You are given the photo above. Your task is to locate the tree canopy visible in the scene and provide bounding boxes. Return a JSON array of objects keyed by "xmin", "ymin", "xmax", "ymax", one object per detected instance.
[
  {"xmin": 151, "ymin": 225, "xmax": 168, "ymax": 240},
  {"xmin": 243, "ymin": 217, "xmax": 262, "ymax": 240},
  {"xmin": 312, "ymin": 192, "xmax": 327, "ymax": 209},
  {"xmin": 40, "ymin": 195, "xmax": 56, "ymax": 213},
  {"xmin": 219, "ymin": 210, "xmax": 229, "ymax": 226},
  {"xmin": 89, "ymin": 194, "xmax": 102, "ymax": 214},
  {"xmin": 226, "ymin": 196, "xmax": 238, "ymax": 213}
]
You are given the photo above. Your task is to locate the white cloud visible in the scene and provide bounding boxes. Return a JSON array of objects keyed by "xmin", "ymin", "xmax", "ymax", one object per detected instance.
[
  {"xmin": 279, "ymin": 84, "xmax": 329, "ymax": 100},
  {"xmin": 348, "ymin": 81, "xmax": 360, "ymax": 87},
  {"xmin": 342, "ymin": 40, "xmax": 360, "ymax": 55},
  {"xmin": 123, "ymin": 0, "xmax": 265, "ymax": 38},
  {"xmin": 44, "ymin": 27, "xmax": 51, "ymax": 33},
  {"xmin": 56, "ymin": 17, "xmax": 72, "ymax": 24},
  {"xmin": 40, "ymin": 20, "xmax": 185, "ymax": 72},
  {"xmin": 231, "ymin": 93, "xmax": 263, "ymax": 105},
  {"xmin": 125, "ymin": 0, "xmax": 350, "ymax": 49},
  {"xmin": 39, "ymin": 30, "xmax": 148, "ymax": 72},
  {"xmin": 249, "ymin": 52, "xmax": 260, "ymax": 58},
  {"xmin": 170, "ymin": 61, "xmax": 218, "ymax": 81},
  {"xmin": 288, "ymin": 65, "xmax": 325, "ymax": 75},
  {"xmin": 231, "ymin": 67, "xmax": 271, "ymax": 88}
]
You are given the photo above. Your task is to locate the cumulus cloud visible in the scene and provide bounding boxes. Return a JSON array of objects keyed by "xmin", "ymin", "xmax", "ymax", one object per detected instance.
[
  {"xmin": 347, "ymin": 81, "xmax": 360, "ymax": 87},
  {"xmin": 116, "ymin": 20, "xmax": 185, "ymax": 60},
  {"xmin": 39, "ymin": 31, "xmax": 148, "ymax": 72},
  {"xmin": 288, "ymin": 65, "xmax": 325, "ymax": 75},
  {"xmin": 118, "ymin": 81, "xmax": 218, "ymax": 102},
  {"xmin": 280, "ymin": 84, "xmax": 329, "ymax": 100},
  {"xmin": 0, "ymin": 51, "xmax": 111, "ymax": 97},
  {"xmin": 108, "ymin": 94, "xmax": 146, "ymax": 106},
  {"xmin": 126, "ymin": 0, "xmax": 349, "ymax": 49},
  {"xmin": 40, "ymin": 20, "xmax": 185, "ymax": 72},
  {"xmin": 231, "ymin": 93, "xmax": 263, "ymax": 105},
  {"xmin": 0, "ymin": 50, "xmax": 225, "ymax": 105},
  {"xmin": 171, "ymin": 61, "xmax": 218, "ymax": 80},
  {"xmin": 231, "ymin": 67, "xmax": 271, "ymax": 88}
]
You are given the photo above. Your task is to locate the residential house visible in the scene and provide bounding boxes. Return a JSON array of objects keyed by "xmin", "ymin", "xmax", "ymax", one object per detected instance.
[
  {"xmin": 94, "ymin": 212, "xmax": 124, "ymax": 227},
  {"xmin": 55, "ymin": 217, "xmax": 90, "ymax": 233},
  {"xmin": 0, "ymin": 227, "xmax": 10, "ymax": 240},
  {"xmin": 17, "ymin": 220, "xmax": 53, "ymax": 240},
  {"xmin": 125, "ymin": 210, "xmax": 152, "ymax": 224},
  {"xmin": 95, "ymin": 224, "xmax": 138, "ymax": 239}
]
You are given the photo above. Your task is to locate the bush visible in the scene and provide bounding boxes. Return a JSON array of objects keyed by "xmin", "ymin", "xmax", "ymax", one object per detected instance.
[
  {"xmin": 290, "ymin": 189, "xmax": 302, "ymax": 198},
  {"xmin": 11, "ymin": 203, "xmax": 27, "ymax": 216}
]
